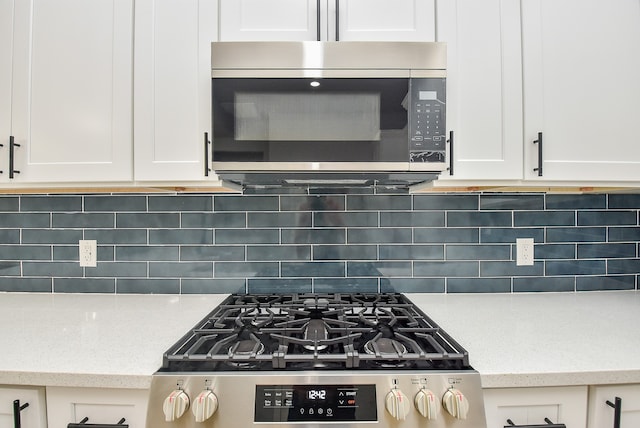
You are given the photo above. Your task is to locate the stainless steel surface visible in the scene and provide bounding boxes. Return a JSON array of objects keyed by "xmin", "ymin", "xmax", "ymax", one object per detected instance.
[
  {"xmin": 147, "ymin": 371, "xmax": 486, "ymax": 428},
  {"xmin": 211, "ymin": 41, "xmax": 446, "ymax": 76},
  {"xmin": 211, "ymin": 162, "xmax": 448, "ymax": 172}
]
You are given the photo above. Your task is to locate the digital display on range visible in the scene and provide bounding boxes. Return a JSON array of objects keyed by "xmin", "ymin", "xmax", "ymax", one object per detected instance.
[{"xmin": 254, "ymin": 384, "xmax": 377, "ymax": 422}]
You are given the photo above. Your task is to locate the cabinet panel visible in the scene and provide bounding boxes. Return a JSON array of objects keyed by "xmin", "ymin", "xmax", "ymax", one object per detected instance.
[
  {"xmin": 46, "ymin": 386, "xmax": 148, "ymax": 428},
  {"xmin": 337, "ymin": 0, "xmax": 436, "ymax": 41},
  {"xmin": 134, "ymin": 0, "xmax": 217, "ymax": 181},
  {"xmin": 219, "ymin": 0, "xmax": 320, "ymax": 41},
  {"xmin": 10, "ymin": 0, "xmax": 133, "ymax": 182},
  {"xmin": 436, "ymin": 0, "xmax": 523, "ymax": 181},
  {"xmin": 522, "ymin": 0, "xmax": 640, "ymax": 181},
  {"xmin": 589, "ymin": 384, "xmax": 640, "ymax": 428},
  {"xmin": 483, "ymin": 386, "xmax": 588, "ymax": 428},
  {"xmin": 0, "ymin": 386, "xmax": 47, "ymax": 428},
  {"xmin": 0, "ymin": 0, "xmax": 11, "ymax": 183}
]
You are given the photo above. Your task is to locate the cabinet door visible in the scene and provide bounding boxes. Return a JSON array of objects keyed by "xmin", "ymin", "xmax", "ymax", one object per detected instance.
[
  {"xmin": 484, "ymin": 386, "xmax": 588, "ymax": 428},
  {"xmin": 589, "ymin": 384, "xmax": 640, "ymax": 428},
  {"xmin": 134, "ymin": 0, "xmax": 217, "ymax": 181},
  {"xmin": 522, "ymin": 0, "xmax": 640, "ymax": 182},
  {"xmin": 0, "ymin": 0, "xmax": 12, "ymax": 183},
  {"xmin": 46, "ymin": 387, "xmax": 148, "ymax": 428},
  {"xmin": 219, "ymin": 0, "xmax": 321, "ymax": 41},
  {"xmin": 10, "ymin": 0, "xmax": 133, "ymax": 183},
  {"xmin": 336, "ymin": 0, "xmax": 436, "ymax": 41},
  {"xmin": 0, "ymin": 386, "xmax": 47, "ymax": 428},
  {"xmin": 436, "ymin": 0, "xmax": 523, "ymax": 181}
]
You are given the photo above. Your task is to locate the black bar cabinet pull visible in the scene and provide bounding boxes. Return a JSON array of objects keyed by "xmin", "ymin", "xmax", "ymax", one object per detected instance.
[
  {"xmin": 203, "ymin": 132, "xmax": 211, "ymax": 177},
  {"xmin": 533, "ymin": 131, "xmax": 543, "ymax": 176},
  {"xmin": 316, "ymin": 0, "xmax": 321, "ymax": 40},
  {"xmin": 67, "ymin": 417, "xmax": 128, "ymax": 428},
  {"xmin": 606, "ymin": 396, "xmax": 622, "ymax": 428},
  {"xmin": 447, "ymin": 130, "xmax": 454, "ymax": 175},
  {"xmin": 13, "ymin": 399, "xmax": 29, "ymax": 428},
  {"xmin": 9, "ymin": 135, "xmax": 20, "ymax": 178},
  {"xmin": 0, "ymin": 137, "xmax": 4, "ymax": 174},
  {"xmin": 505, "ymin": 418, "xmax": 566, "ymax": 428},
  {"xmin": 335, "ymin": 0, "xmax": 340, "ymax": 40}
]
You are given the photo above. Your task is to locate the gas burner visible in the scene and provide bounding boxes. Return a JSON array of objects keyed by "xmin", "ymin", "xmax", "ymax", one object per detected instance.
[
  {"xmin": 303, "ymin": 319, "xmax": 328, "ymax": 350},
  {"xmin": 363, "ymin": 337, "xmax": 407, "ymax": 357},
  {"xmin": 229, "ymin": 339, "xmax": 265, "ymax": 357}
]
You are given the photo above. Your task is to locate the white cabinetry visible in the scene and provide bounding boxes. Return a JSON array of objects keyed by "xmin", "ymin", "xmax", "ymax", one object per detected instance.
[
  {"xmin": 588, "ymin": 384, "xmax": 640, "ymax": 428},
  {"xmin": 133, "ymin": 0, "xmax": 218, "ymax": 182},
  {"xmin": 6, "ymin": 0, "xmax": 133, "ymax": 183},
  {"xmin": 0, "ymin": 386, "xmax": 47, "ymax": 428},
  {"xmin": 483, "ymin": 386, "xmax": 588, "ymax": 428},
  {"xmin": 0, "ymin": 0, "xmax": 11, "ymax": 184},
  {"xmin": 219, "ymin": 0, "xmax": 436, "ymax": 41},
  {"xmin": 521, "ymin": 0, "xmax": 640, "ymax": 183},
  {"xmin": 436, "ymin": 0, "xmax": 523, "ymax": 181},
  {"xmin": 46, "ymin": 387, "xmax": 148, "ymax": 428}
]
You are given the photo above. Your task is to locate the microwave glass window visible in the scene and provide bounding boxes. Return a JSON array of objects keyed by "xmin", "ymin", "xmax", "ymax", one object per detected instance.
[{"xmin": 212, "ymin": 77, "xmax": 445, "ymax": 163}]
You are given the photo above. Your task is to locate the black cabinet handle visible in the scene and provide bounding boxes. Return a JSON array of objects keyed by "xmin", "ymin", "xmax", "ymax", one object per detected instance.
[
  {"xmin": 204, "ymin": 132, "xmax": 212, "ymax": 177},
  {"xmin": 533, "ymin": 131, "xmax": 543, "ymax": 176},
  {"xmin": 0, "ymin": 137, "xmax": 4, "ymax": 174},
  {"xmin": 335, "ymin": 0, "xmax": 340, "ymax": 40},
  {"xmin": 316, "ymin": 0, "xmax": 321, "ymax": 40},
  {"xmin": 606, "ymin": 396, "xmax": 622, "ymax": 428},
  {"xmin": 447, "ymin": 130, "xmax": 454, "ymax": 175},
  {"xmin": 13, "ymin": 400, "xmax": 29, "ymax": 428},
  {"xmin": 67, "ymin": 417, "xmax": 128, "ymax": 428},
  {"xmin": 9, "ymin": 135, "xmax": 20, "ymax": 178},
  {"xmin": 505, "ymin": 417, "xmax": 566, "ymax": 428}
]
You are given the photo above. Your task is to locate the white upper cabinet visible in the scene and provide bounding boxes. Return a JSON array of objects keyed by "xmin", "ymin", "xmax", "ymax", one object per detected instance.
[
  {"xmin": 219, "ymin": 0, "xmax": 436, "ymax": 41},
  {"xmin": 8, "ymin": 0, "xmax": 133, "ymax": 183},
  {"xmin": 522, "ymin": 0, "xmax": 640, "ymax": 182},
  {"xmin": 0, "ymin": 0, "xmax": 12, "ymax": 183},
  {"xmin": 134, "ymin": 0, "xmax": 218, "ymax": 181},
  {"xmin": 436, "ymin": 0, "xmax": 524, "ymax": 181}
]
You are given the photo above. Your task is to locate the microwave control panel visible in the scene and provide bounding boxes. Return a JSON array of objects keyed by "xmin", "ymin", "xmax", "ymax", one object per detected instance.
[{"xmin": 409, "ymin": 78, "xmax": 446, "ymax": 163}]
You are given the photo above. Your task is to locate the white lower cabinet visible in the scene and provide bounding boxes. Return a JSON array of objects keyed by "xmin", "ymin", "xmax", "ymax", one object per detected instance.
[
  {"xmin": 0, "ymin": 386, "xmax": 47, "ymax": 428},
  {"xmin": 46, "ymin": 387, "xmax": 148, "ymax": 428},
  {"xmin": 484, "ymin": 386, "xmax": 588, "ymax": 428},
  {"xmin": 588, "ymin": 384, "xmax": 640, "ymax": 428}
]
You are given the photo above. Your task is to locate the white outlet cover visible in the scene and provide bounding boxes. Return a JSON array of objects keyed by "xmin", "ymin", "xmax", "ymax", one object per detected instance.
[
  {"xmin": 516, "ymin": 238, "xmax": 535, "ymax": 266},
  {"xmin": 79, "ymin": 240, "xmax": 97, "ymax": 267}
]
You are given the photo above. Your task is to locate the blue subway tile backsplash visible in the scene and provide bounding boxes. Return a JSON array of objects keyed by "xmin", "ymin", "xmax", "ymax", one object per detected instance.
[{"xmin": 0, "ymin": 192, "xmax": 638, "ymax": 294}]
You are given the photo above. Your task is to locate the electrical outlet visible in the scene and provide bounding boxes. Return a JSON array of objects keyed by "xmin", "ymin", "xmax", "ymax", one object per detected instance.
[
  {"xmin": 79, "ymin": 240, "xmax": 97, "ymax": 267},
  {"xmin": 516, "ymin": 238, "xmax": 534, "ymax": 266}
]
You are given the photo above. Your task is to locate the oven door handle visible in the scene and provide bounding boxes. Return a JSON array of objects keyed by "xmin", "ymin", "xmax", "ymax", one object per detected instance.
[
  {"xmin": 67, "ymin": 417, "xmax": 129, "ymax": 428},
  {"xmin": 505, "ymin": 418, "xmax": 566, "ymax": 428}
]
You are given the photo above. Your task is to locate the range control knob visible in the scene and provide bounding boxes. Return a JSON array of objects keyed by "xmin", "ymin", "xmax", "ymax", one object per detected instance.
[
  {"xmin": 192, "ymin": 390, "xmax": 219, "ymax": 423},
  {"xmin": 414, "ymin": 388, "xmax": 438, "ymax": 419},
  {"xmin": 442, "ymin": 387, "xmax": 470, "ymax": 420},
  {"xmin": 385, "ymin": 389, "xmax": 411, "ymax": 420},
  {"xmin": 162, "ymin": 389, "xmax": 190, "ymax": 422}
]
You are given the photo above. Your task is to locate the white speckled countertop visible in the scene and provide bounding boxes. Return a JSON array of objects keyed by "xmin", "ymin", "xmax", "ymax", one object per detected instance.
[{"xmin": 1, "ymin": 291, "xmax": 639, "ymax": 390}]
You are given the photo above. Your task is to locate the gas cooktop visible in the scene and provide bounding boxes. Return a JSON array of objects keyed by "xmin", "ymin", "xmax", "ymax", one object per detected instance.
[{"xmin": 160, "ymin": 293, "xmax": 470, "ymax": 372}]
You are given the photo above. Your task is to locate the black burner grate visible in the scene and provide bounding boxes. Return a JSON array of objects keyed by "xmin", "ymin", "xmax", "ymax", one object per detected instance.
[{"xmin": 160, "ymin": 293, "xmax": 470, "ymax": 372}]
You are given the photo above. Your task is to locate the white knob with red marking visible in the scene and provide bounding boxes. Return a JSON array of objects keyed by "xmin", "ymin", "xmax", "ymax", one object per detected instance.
[
  {"xmin": 162, "ymin": 389, "xmax": 190, "ymax": 422},
  {"xmin": 192, "ymin": 389, "xmax": 219, "ymax": 422},
  {"xmin": 414, "ymin": 388, "xmax": 438, "ymax": 420},
  {"xmin": 385, "ymin": 388, "xmax": 411, "ymax": 420},
  {"xmin": 442, "ymin": 387, "xmax": 470, "ymax": 419}
]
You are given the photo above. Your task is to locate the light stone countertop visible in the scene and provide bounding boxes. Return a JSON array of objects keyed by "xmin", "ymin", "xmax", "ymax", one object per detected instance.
[{"xmin": 1, "ymin": 291, "xmax": 639, "ymax": 390}]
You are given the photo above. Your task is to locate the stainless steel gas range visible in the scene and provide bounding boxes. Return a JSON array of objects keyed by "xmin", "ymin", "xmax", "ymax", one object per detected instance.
[{"xmin": 146, "ymin": 293, "xmax": 487, "ymax": 427}]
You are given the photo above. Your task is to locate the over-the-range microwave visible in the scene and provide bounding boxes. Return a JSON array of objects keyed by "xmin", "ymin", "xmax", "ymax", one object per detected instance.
[{"xmin": 210, "ymin": 41, "xmax": 447, "ymax": 190}]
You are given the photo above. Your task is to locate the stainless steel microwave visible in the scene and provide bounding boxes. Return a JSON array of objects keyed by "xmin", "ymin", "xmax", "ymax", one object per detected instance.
[{"xmin": 210, "ymin": 41, "xmax": 447, "ymax": 189}]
